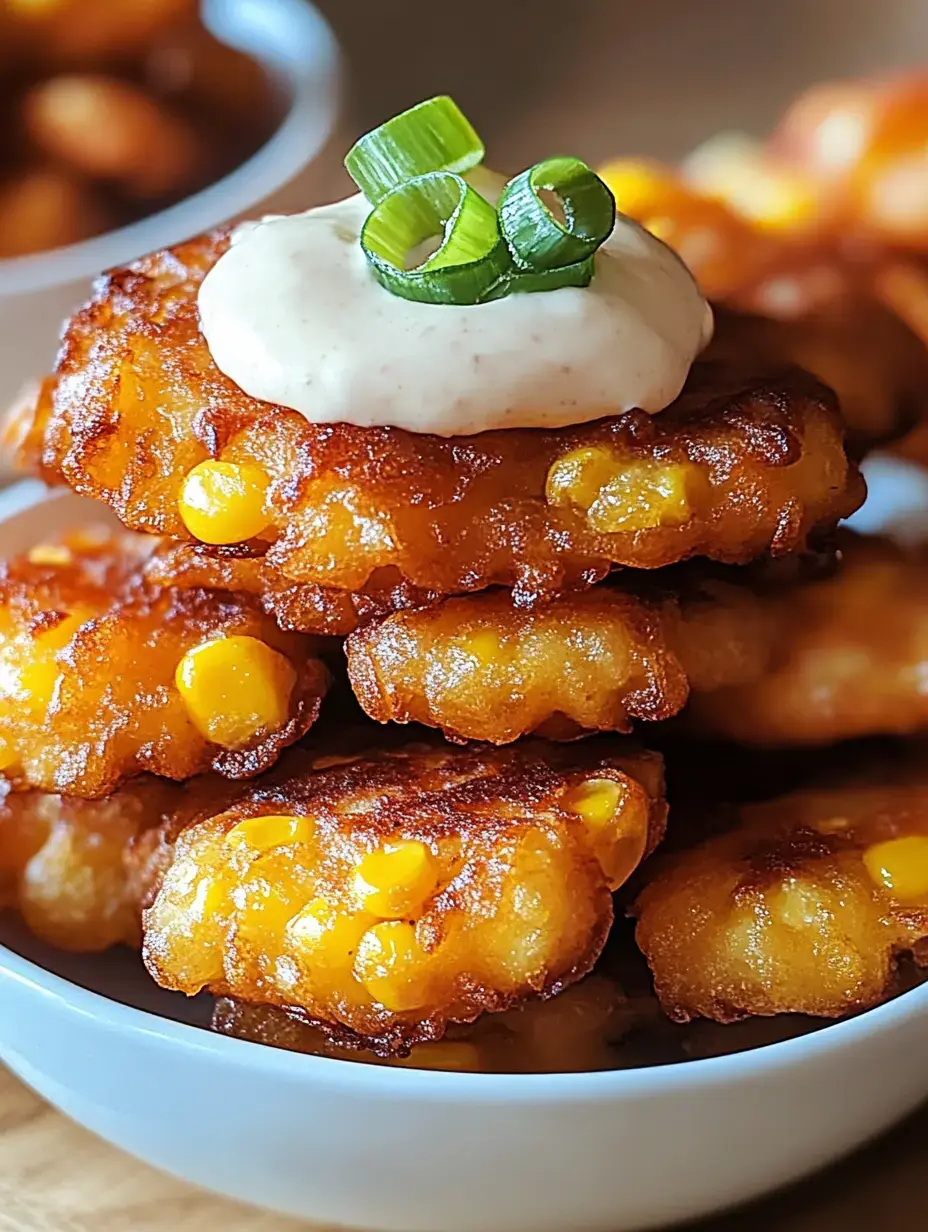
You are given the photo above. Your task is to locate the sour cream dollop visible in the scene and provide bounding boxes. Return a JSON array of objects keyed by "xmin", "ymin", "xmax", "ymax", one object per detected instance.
[{"xmin": 198, "ymin": 185, "xmax": 713, "ymax": 436}]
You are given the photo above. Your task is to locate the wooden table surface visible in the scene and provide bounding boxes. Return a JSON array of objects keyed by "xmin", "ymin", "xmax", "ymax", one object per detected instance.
[{"xmin": 5, "ymin": 2, "xmax": 928, "ymax": 1227}]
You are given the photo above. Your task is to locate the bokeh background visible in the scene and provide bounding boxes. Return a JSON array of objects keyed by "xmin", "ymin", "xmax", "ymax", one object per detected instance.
[{"xmin": 318, "ymin": 0, "xmax": 928, "ymax": 171}]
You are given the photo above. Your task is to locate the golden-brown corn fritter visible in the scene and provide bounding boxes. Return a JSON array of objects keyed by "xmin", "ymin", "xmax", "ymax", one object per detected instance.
[
  {"xmin": 143, "ymin": 739, "xmax": 666, "ymax": 1054},
  {"xmin": 12, "ymin": 230, "xmax": 863, "ymax": 604},
  {"xmin": 345, "ymin": 578, "xmax": 774, "ymax": 744},
  {"xmin": 684, "ymin": 534, "xmax": 928, "ymax": 747},
  {"xmin": 0, "ymin": 773, "xmax": 240, "ymax": 952},
  {"xmin": 633, "ymin": 766, "xmax": 928, "ymax": 1022},
  {"xmin": 0, "ymin": 528, "xmax": 328, "ymax": 797}
]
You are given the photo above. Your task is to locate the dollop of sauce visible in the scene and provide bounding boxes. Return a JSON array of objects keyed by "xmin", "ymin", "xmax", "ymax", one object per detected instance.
[{"xmin": 198, "ymin": 174, "xmax": 713, "ymax": 435}]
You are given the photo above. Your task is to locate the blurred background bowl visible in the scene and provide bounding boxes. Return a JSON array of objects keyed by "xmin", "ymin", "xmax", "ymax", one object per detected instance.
[{"xmin": 0, "ymin": 0, "xmax": 340, "ymax": 414}]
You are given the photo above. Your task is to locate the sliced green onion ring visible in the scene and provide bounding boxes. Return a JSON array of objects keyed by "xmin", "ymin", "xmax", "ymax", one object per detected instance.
[
  {"xmin": 509, "ymin": 255, "xmax": 596, "ymax": 293},
  {"xmin": 497, "ymin": 157, "xmax": 616, "ymax": 271},
  {"xmin": 346, "ymin": 96, "xmax": 485, "ymax": 206},
  {"xmin": 360, "ymin": 171, "xmax": 513, "ymax": 305}
]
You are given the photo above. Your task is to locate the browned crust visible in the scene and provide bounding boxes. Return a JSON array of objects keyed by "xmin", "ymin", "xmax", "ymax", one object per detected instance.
[
  {"xmin": 143, "ymin": 738, "xmax": 667, "ymax": 1053},
  {"xmin": 0, "ymin": 529, "xmax": 328, "ymax": 796},
  {"xmin": 14, "ymin": 228, "xmax": 864, "ymax": 602},
  {"xmin": 633, "ymin": 765, "xmax": 928, "ymax": 1023}
]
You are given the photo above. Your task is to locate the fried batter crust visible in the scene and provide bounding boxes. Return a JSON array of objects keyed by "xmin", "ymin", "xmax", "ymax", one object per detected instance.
[
  {"xmin": 143, "ymin": 739, "xmax": 666, "ymax": 1053},
  {"xmin": 346, "ymin": 579, "xmax": 775, "ymax": 744},
  {"xmin": 633, "ymin": 771, "xmax": 928, "ymax": 1021},
  {"xmin": 0, "ymin": 774, "xmax": 238, "ymax": 952},
  {"xmin": 145, "ymin": 541, "xmax": 441, "ymax": 637},
  {"xmin": 685, "ymin": 534, "xmax": 928, "ymax": 746},
  {"xmin": 0, "ymin": 530, "xmax": 328, "ymax": 796},
  {"xmin": 19, "ymin": 230, "xmax": 862, "ymax": 602}
]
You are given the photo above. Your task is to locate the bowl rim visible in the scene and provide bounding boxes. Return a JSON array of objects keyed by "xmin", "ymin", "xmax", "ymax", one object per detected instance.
[
  {"xmin": 0, "ymin": 0, "xmax": 341, "ymax": 297},
  {"xmin": 4, "ymin": 937, "xmax": 928, "ymax": 1104}
]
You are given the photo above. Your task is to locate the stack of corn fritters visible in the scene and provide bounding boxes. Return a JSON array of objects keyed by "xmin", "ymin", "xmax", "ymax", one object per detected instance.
[{"xmin": 6, "ymin": 70, "xmax": 928, "ymax": 1069}]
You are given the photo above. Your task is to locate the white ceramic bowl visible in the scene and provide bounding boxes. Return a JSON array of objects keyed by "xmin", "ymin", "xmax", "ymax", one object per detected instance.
[
  {"xmin": 1, "ymin": 480, "xmax": 927, "ymax": 1232},
  {"xmin": 0, "ymin": 0, "xmax": 340, "ymax": 411}
]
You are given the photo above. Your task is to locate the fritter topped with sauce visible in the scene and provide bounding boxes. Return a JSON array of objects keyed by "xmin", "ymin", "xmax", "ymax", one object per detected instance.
[
  {"xmin": 0, "ymin": 528, "xmax": 328, "ymax": 797},
  {"xmin": 684, "ymin": 534, "xmax": 928, "ymax": 747},
  {"xmin": 633, "ymin": 764, "xmax": 928, "ymax": 1022},
  {"xmin": 143, "ymin": 739, "xmax": 666, "ymax": 1054},
  {"xmin": 11, "ymin": 231, "xmax": 863, "ymax": 604}
]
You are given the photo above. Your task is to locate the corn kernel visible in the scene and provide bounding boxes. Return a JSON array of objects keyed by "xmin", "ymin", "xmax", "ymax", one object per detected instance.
[
  {"xmin": 545, "ymin": 447, "xmax": 621, "ymax": 512},
  {"xmin": 863, "ymin": 836, "xmax": 928, "ymax": 902},
  {"xmin": 460, "ymin": 630, "xmax": 502, "ymax": 666},
  {"xmin": 227, "ymin": 814, "xmax": 314, "ymax": 853},
  {"xmin": 175, "ymin": 635, "xmax": 296, "ymax": 748},
  {"xmin": 354, "ymin": 840, "xmax": 438, "ymax": 919},
  {"xmin": 563, "ymin": 778, "xmax": 622, "ymax": 829},
  {"xmin": 354, "ymin": 921, "xmax": 432, "ymax": 1011},
  {"xmin": 178, "ymin": 460, "xmax": 270, "ymax": 545},
  {"xmin": 237, "ymin": 881, "xmax": 301, "ymax": 946},
  {"xmin": 14, "ymin": 605, "xmax": 95, "ymax": 710},
  {"xmin": 287, "ymin": 898, "xmax": 373, "ymax": 968},
  {"xmin": 587, "ymin": 462, "xmax": 693, "ymax": 534},
  {"xmin": 186, "ymin": 873, "xmax": 227, "ymax": 923},
  {"xmin": 26, "ymin": 544, "xmax": 72, "ymax": 566},
  {"xmin": 563, "ymin": 776, "xmax": 644, "ymax": 889}
]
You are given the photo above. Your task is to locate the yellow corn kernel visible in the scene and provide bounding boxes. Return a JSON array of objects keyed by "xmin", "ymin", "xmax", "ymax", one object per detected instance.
[
  {"xmin": 354, "ymin": 840, "xmax": 438, "ymax": 920},
  {"xmin": 175, "ymin": 635, "xmax": 296, "ymax": 748},
  {"xmin": 563, "ymin": 778, "xmax": 622, "ymax": 829},
  {"xmin": 459, "ymin": 630, "xmax": 503, "ymax": 666},
  {"xmin": 563, "ymin": 776, "xmax": 644, "ymax": 889},
  {"xmin": 545, "ymin": 446, "xmax": 621, "ymax": 512},
  {"xmin": 354, "ymin": 921, "xmax": 432, "ymax": 1011},
  {"xmin": 397, "ymin": 1042, "xmax": 482, "ymax": 1072},
  {"xmin": 598, "ymin": 159, "xmax": 674, "ymax": 216},
  {"xmin": 178, "ymin": 460, "xmax": 270, "ymax": 546},
  {"xmin": 15, "ymin": 605, "xmax": 95, "ymax": 710},
  {"xmin": 587, "ymin": 462, "xmax": 693, "ymax": 534},
  {"xmin": 287, "ymin": 898, "xmax": 373, "ymax": 969},
  {"xmin": 227, "ymin": 814, "xmax": 314, "ymax": 853},
  {"xmin": 26, "ymin": 544, "xmax": 72, "ymax": 566},
  {"xmin": 186, "ymin": 872, "xmax": 227, "ymax": 923},
  {"xmin": 236, "ymin": 880, "xmax": 302, "ymax": 947},
  {"xmin": 863, "ymin": 836, "xmax": 928, "ymax": 902}
]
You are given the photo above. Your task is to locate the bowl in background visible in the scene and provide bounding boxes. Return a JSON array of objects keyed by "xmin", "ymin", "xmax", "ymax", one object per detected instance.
[{"xmin": 0, "ymin": 0, "xmax": 340, "ymax": 414}]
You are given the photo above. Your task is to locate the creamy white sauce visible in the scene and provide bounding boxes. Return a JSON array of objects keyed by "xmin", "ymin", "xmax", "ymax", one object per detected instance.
[{"xmin": 198, "ymin": 172, "xmax": 713, "ymax": 436}]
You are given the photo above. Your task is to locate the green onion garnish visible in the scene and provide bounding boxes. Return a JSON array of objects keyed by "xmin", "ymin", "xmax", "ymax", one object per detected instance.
[
  {"xmin": 360, "ymin": 172, "xmax": 511, "ymax": 304},
  {"xmin": 344, "ymin": 99, "xmax": 617, "ymax": 306},
  {"xmin": 497, "ymin": 156, "xmax": 616, "ymax": 271},
  {"xmin": 509, "ymin": 256, "xmax": 596, "ymax": 293},
  {"xmin": 346, "ymin": 96, "xmax": 485, "ymax": 206}
]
